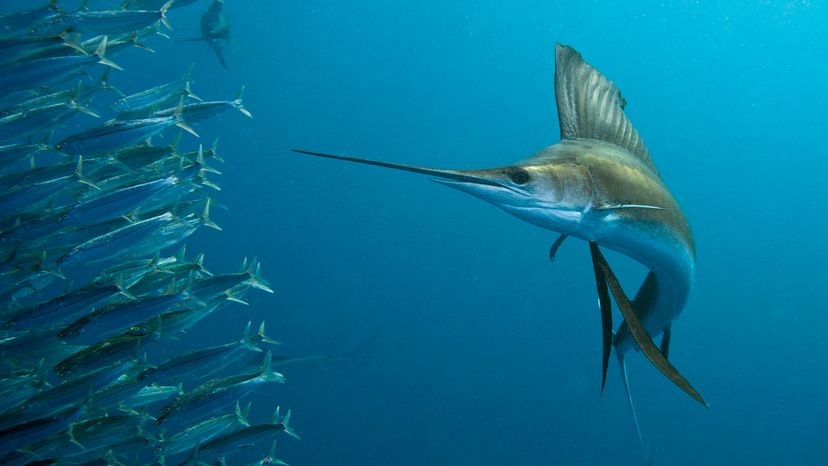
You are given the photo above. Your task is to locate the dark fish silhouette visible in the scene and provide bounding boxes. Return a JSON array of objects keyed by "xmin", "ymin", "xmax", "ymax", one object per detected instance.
[{"xmin": 184, "ymin": 0, "xmax": 230, "ymax": 69}]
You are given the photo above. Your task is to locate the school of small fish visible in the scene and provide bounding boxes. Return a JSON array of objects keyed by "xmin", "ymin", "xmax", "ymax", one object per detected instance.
[{"xmin": 0, "ymin": 1, "xmax": 297, "ymax": 464}]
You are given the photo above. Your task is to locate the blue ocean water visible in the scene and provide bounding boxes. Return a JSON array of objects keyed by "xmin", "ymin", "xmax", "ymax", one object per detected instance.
[{"xmin": 6, "ymin": 1, "xmax": 828, "ymax": 465}]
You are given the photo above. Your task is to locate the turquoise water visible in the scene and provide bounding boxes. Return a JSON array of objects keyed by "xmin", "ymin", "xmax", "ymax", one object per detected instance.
[
  {"xmin": 6, "ymin": 1, "xmax": 828, "ymax": 464},
  {"xmin": 231, "ymin": 3, "xmax": 825, "ymax": 464}
]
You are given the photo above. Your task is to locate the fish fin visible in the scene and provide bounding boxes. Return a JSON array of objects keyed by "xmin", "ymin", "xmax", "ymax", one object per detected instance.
[
  {"xmin": 210, "ymin": 199, "xmax": 229, "ymax": 211},
  {"xmin": 200, "ymin": 197, "xmax": 221, "ymax": 230},
  {"xmin": 242, "ymin": 321, "xmax": 279, "ymax": 351},
  {"xmin": 98, "ymin": 68, "xmax": 124, "ymax": 96},
  {"xmin": 138, "ymin": 412, "xmax": 158, "ymax": 438},
  {"xmin": 35, "ymin": 250, "xmax": 65, "ymax": 279},
  {"xmin": 182, "ymin": 65, "xmax": 202, "ymax": 101},
  {"xmin": 199, "ymin": 178, "xmax": 221, "ymax": 191},
  {"xmin": 548, "ymin": 234, "xmax": 568, "ymax": 262},
  {"xmin": 208, "ymin": 138, "xmax": 224, "ymax": 162},
  {"xmin": 589, "ymin": 242, "xmax": 613, "ymax": 395},
  {"xmin": 235, "ymin": 400, "xmax": 250, "ymax": 426},
  {"xmin": 618, "ymin": 354, "xmax": 647, "ymax": 458},
  {"xmin": 554, "ymin": 44, "xmax": 656, "ymax": 175},
  {"xmin": 260, "ymin": 350, "xmax": 273, "ymax": 374},
  {"xmin": 128, "ymin": 30, "xmax": 156, "ymax": 53},
  {"xmin": 67, "ymin": 99, "xmax": 100, "ymax": 118},
  {"xmin": 268, "ymin": 442, "xmax": 290, "ymax": 465},
  {"xmin": 103, "ymin": 450, "xmax": 124, "ymax": 466},
  {"xmin": 173, "ymin": 99, "xmax": 199, "ymax": 137},
  {"xmin": 115, "ymin": 275, "xmax": 136, "ymax": 299},
  {"xmin": 242, "ymin": 401, "xmax": 252, "ymax": 424},
  {"xmin": 233, "ymin": 85, "xmax": 252, "ymax": 118},
  {"xmin": 183, "ymin": 62, "xmax": 196, "ymax": 81},
  {"xmin": 591, "ymin": 244, "xmax": 708, "ymax": 406},
  {"xmin": 94, "ymin": 36, "xmax": 124, "ymax": 71},
  {"xmin": 67, "ymin": 423, "xmax": 85, "ymax": 450},
  {"xmin": 193, "ymin": 252, "xmax": 212, "ymax": 276},
  {"xmin": 214, "ymin": 47, "xmax": 229, "ymax": 69},
  {"xmin": 159, "ymin": 1, "xmax": 174, "ymax": 30},
  {"xmin": 61, "ymin": 32, "xmax": 85, "ymax": 54},
  {"xmin": 660, "ymin": 324, "xmax": 672, "ymax": 360},
  {"xmin": 246, "ymin": 259, "xmax": 274, "ymax": 293},
  {"xmin": 175, "ymin": 120, "xmax": 198, "ymax": 137},
  {"xmin": 173, "ymin": 246, "xmax": 187, "ymax": 263},
  {"xmin": 280, "ymin": 408, "xmax": 300, "ymax": 440},
  {"xmin": 241, "ymin": 320, "xmax": 256, "ymax": 338},
  {"xmin": 198, "ymin": 154, "xmax": 222, "ymax": 174},
  {"xmin": 257, "ymin": 321, "xmax": 280, "ymax": 345},
  {"xmin": 225, "ymin": 293, "xmax": 248, "ymax": 305},
  {"xmin": 74, "ymin": 156, "xmax": 100, "ymax": 190},
  {"xmin": 150, "ymin": 252, "xmax": 166, "ymax": 274}
]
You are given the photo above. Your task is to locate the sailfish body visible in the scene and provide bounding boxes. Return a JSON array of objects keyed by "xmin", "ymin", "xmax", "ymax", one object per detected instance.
[
  {"xmin": 199, "ymin": 0, "xmax": 230, "ymax": 69},
  {"xmin": 293, "ymin": 43, "xmax": 704, "ymax": 452},
  {"xmin": 502, "ymin": 137, "xmax": 694, "ymax": 344}
]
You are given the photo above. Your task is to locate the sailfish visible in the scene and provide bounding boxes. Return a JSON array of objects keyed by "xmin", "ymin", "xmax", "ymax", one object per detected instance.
[
  {"xmin": 179, "ymin": 0, "xmax": 230, "ymax": 69},
  {"xmin": 293, "ymin": 43, "xmax": 706, "ymax": 450}
]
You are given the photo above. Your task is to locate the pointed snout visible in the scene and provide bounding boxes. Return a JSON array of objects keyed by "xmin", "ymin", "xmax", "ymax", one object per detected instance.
[{"xmin": 291, "ymin": 149, "xmax": 509, "ymax": 188}]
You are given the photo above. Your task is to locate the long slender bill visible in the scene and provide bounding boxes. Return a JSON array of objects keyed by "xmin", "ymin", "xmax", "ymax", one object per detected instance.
[{"xmin": 291, "ymin": 149, "xmax": 503, "ymax": 187}]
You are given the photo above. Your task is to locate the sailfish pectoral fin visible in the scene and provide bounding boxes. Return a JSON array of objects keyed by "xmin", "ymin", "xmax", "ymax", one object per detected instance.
[
  {"xmin": 588, "ymin": 241, "xmax": 613, "ymax": 394},
  {"xmin": 588, "ymin": 243, "xmax": 708, "ymax": 407}
]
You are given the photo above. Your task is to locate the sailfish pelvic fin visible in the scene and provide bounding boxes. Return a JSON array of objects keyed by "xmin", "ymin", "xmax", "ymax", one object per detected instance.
[
  {"xmin": 618, "ymin": 354, "xmax": 645, "ymax": 452},
  {"xmin": 588, "ymin": 241, "xmax": 613, "ymax": 394},
  {"xmin": 660, "ymin": 324, "xmax": 672, "ymax": 360},
  {"xmin": 588, "ymin": 243, "xmax": 707, "ymax": 407}
]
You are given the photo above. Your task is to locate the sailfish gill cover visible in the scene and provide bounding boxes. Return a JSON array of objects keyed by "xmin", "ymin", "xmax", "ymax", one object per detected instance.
[{"xmin": 2, "ymin": 1, "xmax": 827, "ymax": 466}]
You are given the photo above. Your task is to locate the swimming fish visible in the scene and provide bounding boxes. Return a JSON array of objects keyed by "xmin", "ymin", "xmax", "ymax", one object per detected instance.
[
  {"xmin": 293, "ymin": 43, "xmax": 706, "ymax": 455},
  {"xmin": 183, "ymin": 0, "xmax": 230, "ymax": 69}
]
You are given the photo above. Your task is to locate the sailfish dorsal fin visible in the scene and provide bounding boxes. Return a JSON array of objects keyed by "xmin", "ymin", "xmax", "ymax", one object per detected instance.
[{"xmin": 554, "ymin": 44, "xmax": 657, "ymax": 174}]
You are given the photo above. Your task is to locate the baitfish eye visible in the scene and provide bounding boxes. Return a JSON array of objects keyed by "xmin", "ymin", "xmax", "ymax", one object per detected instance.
[{"xmin": 508, "ymin": 167, "xmax": 531, "ymax": 185}]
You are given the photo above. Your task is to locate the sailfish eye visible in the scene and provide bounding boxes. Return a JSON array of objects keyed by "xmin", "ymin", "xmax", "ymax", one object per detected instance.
[{"xmin": 508, "ymin": 167, "xmax": 530, "ymax": 185}]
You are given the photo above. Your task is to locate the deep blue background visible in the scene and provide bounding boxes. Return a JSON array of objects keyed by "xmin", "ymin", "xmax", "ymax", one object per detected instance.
[{"xmin": 8, "ymin": 1, "xmax": 828, "ymax": 464}]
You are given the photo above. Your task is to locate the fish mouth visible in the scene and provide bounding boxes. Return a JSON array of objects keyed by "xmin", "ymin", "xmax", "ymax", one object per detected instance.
[
  {"xmin": 429, "ymin": 176, "xmax": 506, "ymax": 189},
  {"xmin": 291, "ymin": 149, "xmax": 506, "ymax": 188}
]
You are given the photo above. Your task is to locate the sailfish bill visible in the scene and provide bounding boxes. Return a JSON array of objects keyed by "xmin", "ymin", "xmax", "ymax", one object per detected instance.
[
  {"xmin": 290, "ymin": 149, "xmax": 505, "ymax": 187},
  {"xmin": 589, "ymin": 242, "xmax": 707, "ymax": 407}
]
